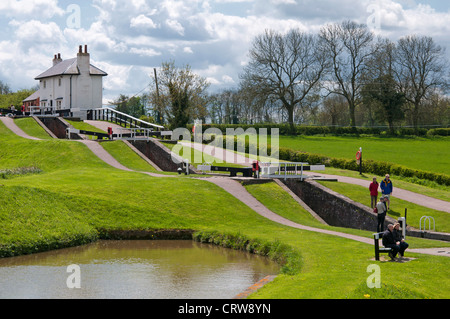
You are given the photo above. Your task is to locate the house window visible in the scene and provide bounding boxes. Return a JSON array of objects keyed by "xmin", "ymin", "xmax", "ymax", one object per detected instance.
[
  {"xmin": 56, "ymin": 100, "xmax": 62, "ymax": 110},
  {"xmin": 59, "ymin": 78, "xmax": 62, "ymax": 87},
  {"xmin": 41, "ymin": 102, "xmax": 46, "ymax": 108},
  {"xmin": 43, "ymin": 81, "xmax": 46, "ymax": 89}
]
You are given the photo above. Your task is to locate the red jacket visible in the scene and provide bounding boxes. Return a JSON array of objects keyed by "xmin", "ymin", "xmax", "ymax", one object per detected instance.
[{"xmin": 369, "ymin": 182, "xmax": 379, "ymax": 196}]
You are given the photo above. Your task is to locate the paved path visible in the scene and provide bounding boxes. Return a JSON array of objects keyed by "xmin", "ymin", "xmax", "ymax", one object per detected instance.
[
  {"xmin": 2, "ymin": 117, "xmax": 449, "ymax": 257},
  {"xmin": 84, "ymin": 120, "xmax": 132, "ymax": 134},
  {"xmin": 180, "ymin": 141, "xmax": 253, "ymax": 166},
  {"xmin": 0, "ymin": 117, "xmax": 41, "ymax": 141}
]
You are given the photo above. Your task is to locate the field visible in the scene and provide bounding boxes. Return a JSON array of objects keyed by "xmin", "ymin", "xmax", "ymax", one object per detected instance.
[
  {"xmin": 278, "ymin": 135, "xmax": 450, "ymax": 176},
  {"xmin": 0, "ymin": 118, "xmax": 449, "ymax": 299}
]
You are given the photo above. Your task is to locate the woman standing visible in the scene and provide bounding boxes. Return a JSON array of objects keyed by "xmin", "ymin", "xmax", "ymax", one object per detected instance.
[{"xmin": 369, "ymin": 177, "xmax": 379, "ymax": 209}]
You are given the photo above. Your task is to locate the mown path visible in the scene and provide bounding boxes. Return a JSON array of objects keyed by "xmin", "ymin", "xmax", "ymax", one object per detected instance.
[{"xmin": 1, "ymin": 117, "xmax": 449, "ymax": 257}]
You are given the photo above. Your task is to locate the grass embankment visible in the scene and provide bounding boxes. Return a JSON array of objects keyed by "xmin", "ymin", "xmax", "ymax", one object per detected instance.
[{"xmin": 1, "ymin": 120, "xmax": 449, "ymax": 298}]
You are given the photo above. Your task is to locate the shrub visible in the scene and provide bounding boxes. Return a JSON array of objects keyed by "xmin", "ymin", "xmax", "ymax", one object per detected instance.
[
  {"xmin": 193, "ymin": 231, "xmax": 303, "ymax": 275},
  {"xmin": 427, "ymin": 128, "xmax": 449, "ymax": 136}
]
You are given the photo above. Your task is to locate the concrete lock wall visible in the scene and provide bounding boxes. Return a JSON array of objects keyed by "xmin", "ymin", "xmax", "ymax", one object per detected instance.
[
  {"xmin": 38, "ymin": 117, "xmax": 82, "ymax": 139},
  {"xmin": 130, "ymin": 139, "xmax": 197, "ymax": 174},
  {"xmin": 282, "ymin": 179, "xmax": 397, "ymax": 232}
]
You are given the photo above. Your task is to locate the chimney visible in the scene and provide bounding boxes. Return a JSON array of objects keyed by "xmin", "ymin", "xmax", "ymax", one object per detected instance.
[
  {"xmin": 53, "ymin": 53, "xmax": 63, "ymax": 66},
  {"xmin": 77, "ymin": 44, "xmax": 90, "ymax": 74}
]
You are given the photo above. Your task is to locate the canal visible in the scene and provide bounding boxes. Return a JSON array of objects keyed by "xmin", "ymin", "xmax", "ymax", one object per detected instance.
[{"xmin": 0, "ymin": 240, "xmax": 279, "ymax": 299}]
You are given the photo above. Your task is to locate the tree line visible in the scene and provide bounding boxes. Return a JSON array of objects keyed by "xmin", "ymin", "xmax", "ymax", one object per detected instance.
[
  {"xmin": 4, "ymin": 20, "xmax": 447, "ymax": 132},
  {"xmin": 122, "ymin": 20, "xmax": 448, "ymax": 132},
  {"xmin": 0, "ymin": 81, "xmax": 38, "ymax": 110}
]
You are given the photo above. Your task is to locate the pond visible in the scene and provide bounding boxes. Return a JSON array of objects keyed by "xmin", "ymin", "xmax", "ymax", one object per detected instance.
[{"xmin": 0, "ymin": 240, "xmax": 280, "ymax": 299}]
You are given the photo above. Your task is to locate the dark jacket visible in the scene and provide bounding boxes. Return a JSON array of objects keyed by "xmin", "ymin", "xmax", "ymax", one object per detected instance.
[
  {"xmin": 382, "ymin": 229, "xmax": 396, "ymax": 247},
  {"xmin": 393, "ymin": 229, "xmax": 403, "ymax": 242}
]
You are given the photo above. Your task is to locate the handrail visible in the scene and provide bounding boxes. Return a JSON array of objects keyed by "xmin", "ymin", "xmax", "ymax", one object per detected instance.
[
  {"xmin": 260, "ymin": 162, "xmax": 325, "ymax": 180},
  {"xmin": 93, "ymin": 107, "xmax": 165, "ymax": 130}
]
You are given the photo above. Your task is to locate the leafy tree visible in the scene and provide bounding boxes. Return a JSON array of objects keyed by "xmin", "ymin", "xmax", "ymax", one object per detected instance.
[
  {"xmin": 111, "ymin": 94, "xmax": 146, "ymax": 119},
  {"xmin": 362, "ymin": 74, "xmax": 405, "ymax": 134},
  {"xmin": 150, "ymin": 61, "xmax": 210, "ymax": 130}
]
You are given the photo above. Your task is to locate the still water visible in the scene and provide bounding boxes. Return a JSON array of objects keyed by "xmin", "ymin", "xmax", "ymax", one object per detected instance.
[{"xmin": 0, "ymin": 240, "xmax": 279, "ymax": 299}]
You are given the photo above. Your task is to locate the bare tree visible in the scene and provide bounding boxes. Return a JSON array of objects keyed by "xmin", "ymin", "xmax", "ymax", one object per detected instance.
[
  {"xmin": 394, "ymin": 35, "xmax": 449, "ymax": 129},
  {"xmin": 320, "ymin": 20, "xmax": 377, "ymax": 127},
  {"xmin": 240, "ymin": 28, "xmax": 328, "ymax": 133},
  {"xmin": 0, "ymin": 80, "xmax": 11, "ymax": 95},
  {"xmin": 319, "ymin": 94, "xmax": 349, "ymax": 126}
]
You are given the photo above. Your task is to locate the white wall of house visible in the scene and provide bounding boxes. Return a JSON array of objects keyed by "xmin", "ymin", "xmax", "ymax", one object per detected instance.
[{"xmin": 38, "ymin": 47, "xmax": 105, "ymax": 114}]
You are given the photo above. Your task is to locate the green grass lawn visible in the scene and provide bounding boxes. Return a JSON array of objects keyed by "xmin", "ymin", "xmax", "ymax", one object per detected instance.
[
  {"xmin": 13, "ymin": 117, "xmax": 53, "ymax": 140},
  {"xmin": 1, "ymin": 120, "xmax": 449, "ymax": 299},
  {"xmin": 278, "ymin": 135, "xmax": 450, "ymax": 176}
]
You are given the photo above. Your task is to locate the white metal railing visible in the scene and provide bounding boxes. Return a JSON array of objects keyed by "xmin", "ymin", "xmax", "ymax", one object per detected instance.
[
  {"xmin": 260, "ymin": 162, "xmax": 325, "ymax": 180},
  {"xmin": 95, "ymin": 107, "xmax": 165, "ymax": 130},
  {"xmin": 29, "ymin": 106, "xmax": 56, "ymax": 115},
  {"xmin": 115, "ymin": 128, "xmax": 154, "ymax": 141}
]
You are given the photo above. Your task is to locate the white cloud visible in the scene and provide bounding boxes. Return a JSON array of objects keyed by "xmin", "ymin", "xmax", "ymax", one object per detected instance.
[
  {"xmin": 130, "ymin": 15, "xmax": 158, "ymax": 29},
  {"xmin": 0, "ymin": 0, "xmax": 64, "ymax": 19},
  {"xmin": 166, "ymin": 19, "xmax": 185, "ymax": 36},
  {"xmin": 11, "ymin": 20, "xmax": 64, "ymax": 42},
  {"xmin": 129, "ymin": 47, "xmax": 162, "ymax": 57}
]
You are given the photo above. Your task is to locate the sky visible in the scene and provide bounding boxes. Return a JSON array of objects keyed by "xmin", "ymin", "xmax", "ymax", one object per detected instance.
[{"xmin": 0, "ymin": 0, "xmax": 449, "ymax": 105}]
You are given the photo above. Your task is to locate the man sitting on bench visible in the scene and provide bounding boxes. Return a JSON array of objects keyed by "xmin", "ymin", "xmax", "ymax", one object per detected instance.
[{"xmin": 382, "ymin": 224, "xmax": 408, "ymax": 260}]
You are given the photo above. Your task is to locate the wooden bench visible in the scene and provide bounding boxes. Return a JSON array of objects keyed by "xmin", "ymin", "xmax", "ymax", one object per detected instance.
[{"xmin": 373, "ymin": 232, "xmax": 392, "ymax": 261}]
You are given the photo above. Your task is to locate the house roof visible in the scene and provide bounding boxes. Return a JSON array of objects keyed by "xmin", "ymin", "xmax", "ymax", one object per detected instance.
[
  {"xmin": 35, "ymin": 58, "xmax": 108, "ymax": 80},
  {"xmin": 23, "ymin": 90, "xmax": 40, "ymax": 102}
]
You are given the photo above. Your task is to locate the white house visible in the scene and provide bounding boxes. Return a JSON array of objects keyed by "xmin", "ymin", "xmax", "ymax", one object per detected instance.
[{"xmin": 27, "ymin": 45, "xmax": 107, "ymax": 118}]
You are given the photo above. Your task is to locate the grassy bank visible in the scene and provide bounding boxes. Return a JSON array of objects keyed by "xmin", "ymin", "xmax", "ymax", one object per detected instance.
[{"xmin": 1, "ymin": 120, "xmax": 449, "ymax": 299}]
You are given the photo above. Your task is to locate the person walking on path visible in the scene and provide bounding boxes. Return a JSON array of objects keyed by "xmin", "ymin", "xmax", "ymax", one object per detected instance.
[
  {"xmin": 376, "ymin": 196, "xmax": 387, "ymax": 233},
  {"xmin": 369, "ymin": 177, "xmax": 379, "ymax": 208},
  {"xmin": 380, "ymin": 174, "xmax": 393, "ymax": 210}
]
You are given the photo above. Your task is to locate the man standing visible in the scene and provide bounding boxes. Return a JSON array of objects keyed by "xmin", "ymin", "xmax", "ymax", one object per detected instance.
[
  {"xmin": 380, "ymin": 174, "xmax": 393, "ymax": 210},
  {"xmin": 369, "ymin": 177, "xmax": 379, "ymax": 209},
  {"xmin": 376, "ymin": 196, "xmax": 387, "ymax": 233}
]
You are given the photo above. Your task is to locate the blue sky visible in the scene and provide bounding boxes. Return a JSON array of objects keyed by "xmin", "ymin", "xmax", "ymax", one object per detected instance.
[{"xmin": 0, "ymin": 0, "xmax": 449, "ymax": 104}]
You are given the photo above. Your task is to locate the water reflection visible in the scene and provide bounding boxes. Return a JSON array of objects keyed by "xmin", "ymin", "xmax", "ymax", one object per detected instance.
[{"xmin": 0, "ymin": 240, "xmax": 279, "ymax": 299}]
